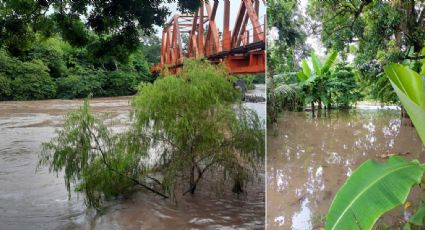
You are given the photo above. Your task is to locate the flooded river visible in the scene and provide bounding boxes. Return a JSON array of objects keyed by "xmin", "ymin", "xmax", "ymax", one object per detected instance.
[
  {"xmin": 267, "ymin": 109, "xmax": 425, "ymax": 229},
  {"xmin": 0, "ymin": 90, "xmax": 265, "ymax": 229}
]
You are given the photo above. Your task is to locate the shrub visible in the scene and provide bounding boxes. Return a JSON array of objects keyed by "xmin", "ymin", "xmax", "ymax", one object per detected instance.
[
  {"xmin": 103, "ymin": 70, "xmax": 138, "ymax": 96},
  {"xmin": 0, "ymin": 74, "xmax": 12, "ymax": 100},
  {"xmin": 12, "ymin": 74, "xmax": 57, "ymax": 100},
  {"xmin": 56, "ymin": 67, "xmax": 105, "ymax": 99}
]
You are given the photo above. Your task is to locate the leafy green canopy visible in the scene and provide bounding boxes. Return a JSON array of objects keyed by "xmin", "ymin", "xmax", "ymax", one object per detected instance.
[
  {"xmin": 0, "ymin": 32, "xmax": 157, "ymax": 101},
  {"xmin": 38, "ymin": 60, "xmax": 264, "ymax": 208},
  {"xmin": 308, "ymin": 0, "xmax": 425, "ymax": 104},
  {"xmin": 309, "ymin": 0, "xmax": 425, "ymax": 60},
  {"xmin": 267, "ymin": 0, "xmax": 307, "ymax": 74},
  {"xmin": 0, "ymin": 49, "xmax": 56, "ymax": 100},
  {"xmin": 267, "ymin": 0, "xmax": 308, "ymax": 122},
  {"xmin": 0, "ymin": 0, "xmax": 200, "ymax": 57}
]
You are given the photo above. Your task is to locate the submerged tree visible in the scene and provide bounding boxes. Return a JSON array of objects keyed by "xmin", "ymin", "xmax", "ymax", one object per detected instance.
[
  {"xmin": 38, "ymin": 60, "xmax": 264, "ymax": 208},
  {"xmin": 296, "ymin": 50, "xmax": 338, "ymax": 117}
]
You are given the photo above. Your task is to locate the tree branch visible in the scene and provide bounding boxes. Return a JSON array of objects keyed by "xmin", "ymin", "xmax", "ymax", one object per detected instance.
[
  {"xmin": 404, "ymin": 55, "xmax": 425, "ymax": 60},
  {"xmin": 84, "ymin": 122, "xmax": 169, "ymax": 199},
  {"xmin": 182, "ymin": 159, "xmax": 219, "ymax": 196}
]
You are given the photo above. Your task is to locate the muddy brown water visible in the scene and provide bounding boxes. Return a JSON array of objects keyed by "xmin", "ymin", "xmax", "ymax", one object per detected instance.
[
  {"xmin": 0, "ymin": 95, "xmax": 265, "ymax": 229},
  {"xmin": 267, "ymin": 109, "xmax": 425, "ymax": 229}
]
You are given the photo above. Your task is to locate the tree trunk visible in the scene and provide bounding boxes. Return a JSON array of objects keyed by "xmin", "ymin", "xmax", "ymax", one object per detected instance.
[
  {"xmin": 232, "ymin": 178, "xmax": 244, "ymax": 194},
  {"xmin": 318, "ymin": 99, "xmax": 322, "ymax": 118},
  {"xmin": 328, "ymin": 92, "xmax": 332, "ymax": 111},
  {"xmin": 189, "ymin": 165, "xmax": 196, "ymax": 194},
  {"xmin": 268, "ymin": 69, "xmax": 277, "ymax": 124},
  {"xmin": 232, "ymin": 169, "xmax": 244, "ymax": 194},
  {"xmin": 311, "ymin": 101, "xmax": 315, "ymax": 118}
]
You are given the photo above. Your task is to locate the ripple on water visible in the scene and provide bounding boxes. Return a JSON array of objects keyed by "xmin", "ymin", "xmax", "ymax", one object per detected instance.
[
  {"xmin": 267, "ymin": 110, "xmax": 425, "ymax": 229},
  {"xmin": 0, "ymin": 97, "xmax": 265, "ymax": 229}
]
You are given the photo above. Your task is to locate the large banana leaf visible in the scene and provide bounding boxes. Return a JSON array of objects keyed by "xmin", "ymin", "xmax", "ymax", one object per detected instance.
[
  {"xmin": 384, "ymin": 64, "xmax": 425, "ymax": 144},
  {"xmin": 326, "ymin": 156, "xmax": 424, "ymax": 230},
  {"xmin": 297, "ymin": 71, "xmax": 308, "ymax": 81},
  {"xmin": 421, "ymin": 48, "xmax": 425, "ymax": 76},
  {"xmin": 311, "ymin": 51, "xmax": 322, "ymax": 74},
  {"xmin": 322, "ymin": 50, "xmax": 338, "ymax": 74},
  {"xmin": 301, "ymin": 59, "xmax": 312, "ymax": 78},
  {"xmin": 409, "ymin": 200, "xmax": 425, "ymax": 226}
]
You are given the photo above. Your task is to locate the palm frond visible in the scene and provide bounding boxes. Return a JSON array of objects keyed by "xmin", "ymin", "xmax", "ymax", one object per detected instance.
[{"xmin": 274, "ymin": 83, "xmax": 299, "ymax": 98}]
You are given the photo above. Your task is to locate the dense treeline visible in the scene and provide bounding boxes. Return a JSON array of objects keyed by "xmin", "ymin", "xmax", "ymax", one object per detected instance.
[
  {"xmin": 0, "ymin": 0, "xmax": 197, "ymax": 101},
  {"xmin": 0, "ymin": 35, "xmax": 159, "ymax": 100},
  {"xmin": 0, "ymin": 35, "xmax": 161, "ymax": 100}
]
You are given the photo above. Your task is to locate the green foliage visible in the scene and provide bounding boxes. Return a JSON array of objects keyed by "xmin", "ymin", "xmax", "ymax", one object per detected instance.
[
  {"xmin": 56, "ymin": 68, "xmax": 105, "ymax": 99},
  {"xmin": 140, "ymin": 35, "xmax": 161, "ymax": 65},
  {"xmin": 326, "ymin": 156, "xmax": 425, "ymax": 230},
  {"xmin": 38, "ymin": 99, "xmax": 147, "ymax": 207},
  {"xmin": 0, "ymin": 0, "xmax": 199, "ymax": 56},
  {"xmin": 293, "ymin": 50, "xmax": 363, "ymax": 111},
  {"xmin": 309, "ymin": 0, "xmax": 424, "ymax": 60},
  {"xmin": 271, "ymin": 72, "xmax": 303, "ymax": 112},
  {"xmin": 11, "ymin": 72, "xmax": 57, "ymax": 100},
  {"xmin": 0, "ymin": 50, "xmax": 57, "ymax": 100},
  {"xmin": 384, "ymin": 64, "xmax": 425, "ymax": 143},
  {"xmin": 233, "ymin": 74, "xmax": 257, "ymax": 90},
  {"xmin": 421, "ymin": 48, "xmax": 425, "ymax": 75},
  {"xmin": 132, "ymin": 60, "xmax": 264, "ymax": 194},
  {"xmin": 329, "ymin": 64, "xmax": 363, "ymax": 108},
  {"xmin": 409, "ymin": 201, "xmax": 425, "ymax": 226},
  {"xmin": 103, "ymin": 70, "xmax": 138, "ymax": 96},
  {"xmin": 267, "ymin": 0, "xmax": 308, "ymax": 122},
  {"xmin": 0, "ymin": 28, "xmax": 156, "ymax": 101},
  {"xmin": 308, "ymin": 0, "xmax": 425, "ymax": 105},
  {"xmin": 0, "ymin": 74, "xmax": 12, "ymax": 100},
  {"xmin": 297, "ymin": 50, "xmax": 342, "ymax": 111},
  {"xmin": 39, "ymin": 60, "xmax": 264, "ymax": 208}
]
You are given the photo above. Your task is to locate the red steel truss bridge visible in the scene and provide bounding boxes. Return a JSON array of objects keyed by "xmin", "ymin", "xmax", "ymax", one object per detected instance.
[{"xmin": 151, "ymin": 0, "xmax": 266, "ymax": 75}]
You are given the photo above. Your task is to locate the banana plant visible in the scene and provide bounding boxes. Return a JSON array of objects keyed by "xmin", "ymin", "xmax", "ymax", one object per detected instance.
[
  {"xmin": 297, "ymin": 50, "xmax": 338, "ymax": 116},
  {"xmin": 325, "ymin": 64, "xmax": 425, "ymax": 230},
  {"xmin": 421, "ymin": 48, "xmax": 425, "ymax": 76}
]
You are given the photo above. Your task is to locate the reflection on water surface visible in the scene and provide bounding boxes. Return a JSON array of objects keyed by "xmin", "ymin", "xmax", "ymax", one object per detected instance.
[{"xmin": 267, "ymin": 110, "xmax": 425, "ymax": 229}]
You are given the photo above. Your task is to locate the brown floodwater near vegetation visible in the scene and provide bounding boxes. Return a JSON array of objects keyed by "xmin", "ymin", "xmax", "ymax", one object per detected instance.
[
  {"xmin": 0, "ymin": 93, "xmax": 265, "ymax": 229},
  {"xmin": 267, "ymin": 109, "xmax": 425, "ymax": 229}
]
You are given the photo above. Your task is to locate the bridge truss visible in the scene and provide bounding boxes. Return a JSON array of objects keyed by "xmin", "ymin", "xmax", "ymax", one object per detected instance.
[{"xmin": 152, "ymin": 0, "xmax": 266, "ymax": 75}]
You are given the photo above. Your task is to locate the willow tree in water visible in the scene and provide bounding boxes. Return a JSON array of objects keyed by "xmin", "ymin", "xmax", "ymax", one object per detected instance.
[{"xmin": 38, "ymin": 60, "xmax": 264, "ymax": 208}]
